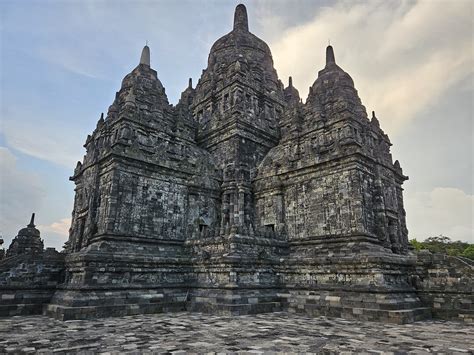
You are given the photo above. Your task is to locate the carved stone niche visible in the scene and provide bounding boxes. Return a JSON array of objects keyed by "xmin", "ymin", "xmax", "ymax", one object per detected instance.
[
  {"xmin": 119, "ymin": 124, "xmax": 132, "ymax": 143},
  {"xmin": 196, "ymin": 216, "xmax": 210, "ymax": 237},
  {"xmin": 387, "ymin": 216, "xmax": 401, "ymax": 254}
]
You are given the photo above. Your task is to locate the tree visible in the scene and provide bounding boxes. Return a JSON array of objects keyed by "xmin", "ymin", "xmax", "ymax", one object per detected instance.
[
  {"xmin": 409, "ymin": 239, "xmax": 423, "ymax": 251},
  {"xmin": 447, "ymin": 240, "xmax": 470, "ymax": 256},
  {"xmin": 423, "ymin": 235, "xmax": 451, "ymax": 254},
  {"xmin": 410, "ymin": 235, "xmax": 472, "ymax": 260},
  {"xmin": 461, "ymin": 245, "xmax": 474, "ymax": 260}
]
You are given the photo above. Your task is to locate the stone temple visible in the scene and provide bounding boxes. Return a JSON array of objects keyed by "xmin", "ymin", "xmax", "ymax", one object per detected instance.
[{"xmin": 1, "ymin": 5, "xmax": 472, "ymax": 323}]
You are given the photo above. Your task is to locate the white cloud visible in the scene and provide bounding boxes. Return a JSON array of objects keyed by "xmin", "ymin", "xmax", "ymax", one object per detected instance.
[
  {"xmin": 0, "ymin": 147, "xmax": 46, "ymax": 246},
  {"xmin": 405, "ymin": 187, "xmax": 474, "ymax": 243},
  {"xmin": 3, "ymin": 113, "xmax": 84, "ymax": 168},
  {"xmin": 38, "ymin": 217, "xmax": 71, "ymax": 251},
  {"xmin": 38, "ymin": 217, "xmax": 71, "ymax": 237},
  {"xmin": 266, "ymin": 0, "xmax": 473, "ymax": 135}
]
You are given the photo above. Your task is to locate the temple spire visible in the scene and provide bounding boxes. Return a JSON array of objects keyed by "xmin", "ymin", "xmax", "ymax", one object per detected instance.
[
  {"xmin": 188, "ymin": 78, "xmax": 193, "ymax": 89},
  {"xmin": 289, "ymin": 76, "xmax": 293, "ymax": 88},
  {"xmin": 233, "ymin": 4, "xmax": 249, "ymax": 32},
  {"xmin": 140, "ymin": 45, "xmax": 150, "ymax": 66},
  {"xmin": 28, "ymin": 213, "xmax": 35, "ymax": 228},
  {"xmin": 326, "ymin": 45, "xmax": 336, "ymax": 66},
  {"xmin": 371, "ymin": 110, "xmax": 380, "ymax": 127}
]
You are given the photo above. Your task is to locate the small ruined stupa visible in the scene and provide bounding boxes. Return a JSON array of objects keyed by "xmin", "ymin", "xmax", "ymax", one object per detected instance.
[{"xmin": 6, "ymin": 214, "xmax": 44, "ymax": 258}]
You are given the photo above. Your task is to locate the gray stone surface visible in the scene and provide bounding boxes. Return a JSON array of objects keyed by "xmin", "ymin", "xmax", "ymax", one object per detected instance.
[
  {"xmin": 0, "ymin": 4, "xmax": 472, "ymax": 324},
  {"xmin": 0, "ymin": 216, "xmax": 65, "ymax": 317},
  {"xmin": 414, "ymin": 252, "xmax": 474, "ymax": 322},
  {"xmin": 1, "ymin": 312, "xmax": 473, "ymax": 354}
]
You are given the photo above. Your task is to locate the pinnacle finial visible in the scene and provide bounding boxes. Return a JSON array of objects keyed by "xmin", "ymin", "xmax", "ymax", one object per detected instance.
[
  {"xmin": 289, "ymin": 76, "xmax": 293, "ymax": 88},
  {"xmin": 371, "ymin": 110, "xmax": 380, "ymax": 126},
  {"xmin": 326, "ymin": 45, "xmax": 335, "ymax": 65},
  {"xmin": 188, "ymin": 78, "xmax": 193, "ymax": 89},
  {"xmin": 234, "ymin": 4, "xmax": 249, "ymax": 32},
  {"xmin": 28, "ymin": 213, "xmax": 35, "ymax": 228},
  {"xmin": 140, "ymin": 45, "xmax": 150, "ymax": 66}
]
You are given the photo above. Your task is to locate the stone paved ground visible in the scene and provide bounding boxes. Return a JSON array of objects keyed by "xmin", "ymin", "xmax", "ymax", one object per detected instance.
[{"xmin": 0, "ymin": 312, "xmax": 473, "ymax": 354}]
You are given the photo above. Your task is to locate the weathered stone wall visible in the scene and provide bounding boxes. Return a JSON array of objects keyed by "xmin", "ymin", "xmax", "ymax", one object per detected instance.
[
  {"xmin": 0, "ymin": 250, "xmax": 65, "ymax": 317},
  {"xmin": 277, "ymin": 253, "xmax": 432, "ymax": 324},
  {"xmin": 69, "ymin": 166, "xmax": 101, "ymax": 251},
  {"xmin": 110, "ymin": 171, "xmax": 189, "ymax": 240},
  {"xmin": 414, "ymin": 251, "xmax": 474, "ymax": 322},
  {"xmin": 282, "ymin": 167, "xmax": 366, "ymax": 241}
]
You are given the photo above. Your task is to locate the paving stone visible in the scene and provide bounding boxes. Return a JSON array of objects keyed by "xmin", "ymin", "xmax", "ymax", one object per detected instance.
[{"xmin": 0, "ymin": 312, "xmax": 473, "ymax": 353}]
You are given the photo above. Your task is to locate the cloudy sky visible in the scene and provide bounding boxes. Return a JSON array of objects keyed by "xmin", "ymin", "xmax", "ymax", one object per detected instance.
[{"xmin": 1, "ymin": 0, "xmax": 472, "ymax": 250}]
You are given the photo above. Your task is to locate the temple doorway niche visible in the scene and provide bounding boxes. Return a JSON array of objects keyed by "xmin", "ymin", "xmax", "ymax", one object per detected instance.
[
  {"xmin": 197, "ymin": 217, "xmax": 210, "ymax": 236},
  {"xmin": 264, "ymin": 223, "xmax": 275, "ymax": 234}
]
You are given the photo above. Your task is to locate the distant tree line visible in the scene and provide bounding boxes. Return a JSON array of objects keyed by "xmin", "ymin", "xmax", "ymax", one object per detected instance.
[{"xmin": 410, "ymin": 235, "xmax": 474, "ymax": 260}]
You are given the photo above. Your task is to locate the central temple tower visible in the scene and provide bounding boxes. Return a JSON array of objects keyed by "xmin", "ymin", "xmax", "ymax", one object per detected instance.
[
  {"xmin": 193, "ymin": 5, "xmax": 285, "ymax": 235},
  {"xmin": 186, "ymin": 4, "xmax": 288, "ymax": 313}
]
